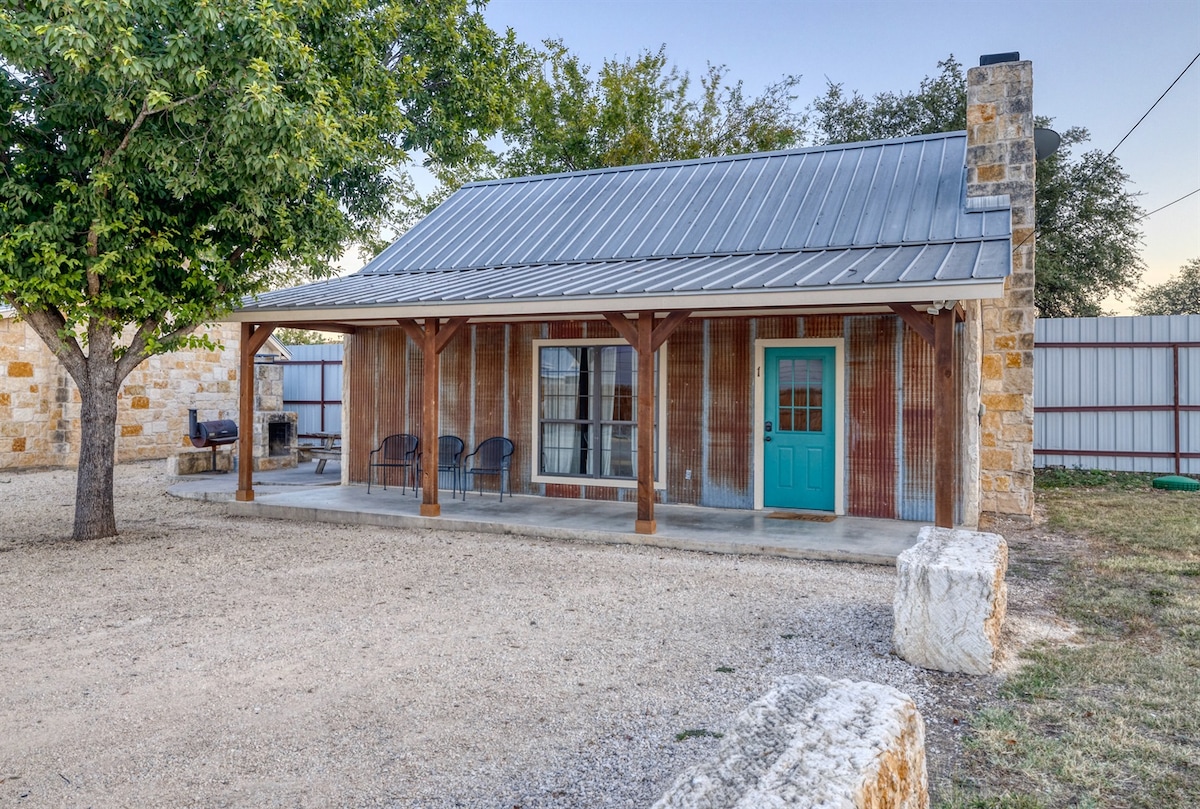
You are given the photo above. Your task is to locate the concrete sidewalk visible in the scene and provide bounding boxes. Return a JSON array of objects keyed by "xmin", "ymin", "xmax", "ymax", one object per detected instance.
[{"xmin": 168, "ymin": 459, "xmax": 923, "ymax": 565}]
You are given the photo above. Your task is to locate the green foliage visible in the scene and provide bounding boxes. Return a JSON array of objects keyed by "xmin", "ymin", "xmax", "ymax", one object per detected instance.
[
  {"xmin": 1134, "ymin": 257, "xmax": 1200, "ymax": 315},
  {"xmin": 274, "ymin": 328, "xmax": 340, "ymax": 345},
  {"xmin": 810, "ymin": 56, "xmax": 967, "ymax": 142},
  {"xmin": 809, "ymin": 57, "xmax": 1145, "ymax": 318},
  {"xmin": 501, "ymin": 41, "xmax": 805, "ymax": 176},
  {"xmin": 674, "ymin": 728, "xmax": 723, "ymax": 742},
  {"xmin": 0, "ymin": 0, "xmax": 523, "ymax": 343},
  {"xmin": 1033, "ymin": 467, "xmax": 1155, "ymax": 490},
  {"xmin": 1032, "ymin": 122, "xmax": 1144, "ymax": 317},
  {"xmin": 0, "ymin": 0, "xmax": 523, "ymax": 538}
]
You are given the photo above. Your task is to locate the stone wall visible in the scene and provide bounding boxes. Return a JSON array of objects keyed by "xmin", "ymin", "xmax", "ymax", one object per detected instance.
[
  {"xmin": 966, "ymin": 58, "xmax": 1036, "ymax": 524},
  {"xmin": 0, "ymin": 316, "xmax": 242, "ymax": 470}
]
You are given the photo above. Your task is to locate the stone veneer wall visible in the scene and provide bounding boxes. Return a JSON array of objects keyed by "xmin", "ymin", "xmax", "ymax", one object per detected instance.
[
  {"xmin": 0, "ymin": 317, "xmax": 242, "ymax": 470},
  {"xmin": 966, "ymin": 59, "xmax": 1036, "ymax": 523}
]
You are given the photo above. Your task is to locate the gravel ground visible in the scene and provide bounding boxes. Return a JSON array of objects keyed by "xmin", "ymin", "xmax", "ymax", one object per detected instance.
[{"xmin": 0, "ymin": 461, "xmax": 1031, "ymax": 808}]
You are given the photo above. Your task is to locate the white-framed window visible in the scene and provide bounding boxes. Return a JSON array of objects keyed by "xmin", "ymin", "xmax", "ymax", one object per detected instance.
[{"xmin": 531, "ymin": 338, "xmax": 667, "ymax": 489}]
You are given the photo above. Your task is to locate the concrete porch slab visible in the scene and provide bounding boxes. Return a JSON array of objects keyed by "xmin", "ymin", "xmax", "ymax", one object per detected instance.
[{"xmin": 168, "ymin": 460, "xmax": 923, "ymax": 565}]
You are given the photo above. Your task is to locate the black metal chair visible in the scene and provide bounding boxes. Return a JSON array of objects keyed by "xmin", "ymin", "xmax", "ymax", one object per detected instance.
[
  {"xmin": 417, "ymin": 435, "xmax": 466, "ymax": 498},
  {"xmin": 462, "ymin": 437, "xmax": 514, "ymax": 501},
  {"xmin": 367, "ymin": 433, "xmax": 419, "ymax": 495}
]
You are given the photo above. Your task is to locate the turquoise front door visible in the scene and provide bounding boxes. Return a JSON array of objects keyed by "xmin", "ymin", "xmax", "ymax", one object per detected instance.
[{"xmin": 763, "ymin": 347, "xmax": 836, "ymax": 511}]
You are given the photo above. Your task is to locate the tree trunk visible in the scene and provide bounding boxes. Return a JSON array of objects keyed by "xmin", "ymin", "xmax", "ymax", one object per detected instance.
[{"xmin": 73, "ymin": 356, "xmax": 120, "ymax": 540}]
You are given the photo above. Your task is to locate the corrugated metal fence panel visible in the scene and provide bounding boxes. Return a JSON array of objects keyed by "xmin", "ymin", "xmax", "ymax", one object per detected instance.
[
  {"xmin": 281, "ymin": 343, "xmax": 344, "ymax": 442},
  {"xmin": 1034, "ymin": 315, "xmax": 1200, "ymax": 474}
]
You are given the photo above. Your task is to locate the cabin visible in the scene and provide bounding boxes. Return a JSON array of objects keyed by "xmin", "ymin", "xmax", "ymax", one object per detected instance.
[{"xmin": 226, "ymin": 55, "xmax": 1038, "ymax": 534}]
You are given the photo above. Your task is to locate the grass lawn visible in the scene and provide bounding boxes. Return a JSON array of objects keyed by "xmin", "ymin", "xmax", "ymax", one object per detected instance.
[{"xmin": 940, "ymin": 470, "xmax": 1200, "ymax": 809}]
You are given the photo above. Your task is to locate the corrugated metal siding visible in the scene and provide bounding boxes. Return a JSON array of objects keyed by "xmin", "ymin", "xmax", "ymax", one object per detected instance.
[
  {"xmin": 704, "ymin": 319, "xmax": 753, "ymax": 508},
  {"xmin": 900, "ymin": 325, "xmax": 936, "ymax": 521},
  {"xmin": 1035, "ymin": 315, "xmax": 1200, "ymax": 474},
  {"xmin": 847, "ymin": 316, "xmax": 898, "ymax": 518},
  {"xmin": 506, "ymin": 323, "xmax": 538, "ymax": 496},
  {"xmin": 667, "ymin": 318, "xmax": 705, "ymax": 505},
  {"xmin": 343, "ymin": 313, "xmax": 946, "ymax": 516}
]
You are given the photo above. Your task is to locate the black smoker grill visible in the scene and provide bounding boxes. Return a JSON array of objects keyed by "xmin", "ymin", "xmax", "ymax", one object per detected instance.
[{"xmin": 188, "ymin": 408, "xmax": 238, "ymax": 472}]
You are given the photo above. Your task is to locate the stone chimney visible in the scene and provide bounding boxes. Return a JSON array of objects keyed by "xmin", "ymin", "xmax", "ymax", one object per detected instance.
[{"xmin": 966, "ymin": 54, "xmax": 1036, "ymax": 524}]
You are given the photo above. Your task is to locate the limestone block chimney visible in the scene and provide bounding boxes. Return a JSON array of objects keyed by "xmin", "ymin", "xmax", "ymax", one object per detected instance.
[{"xmin": 966, "ymin": 53, "xmax": 1036, "ymax": 524}]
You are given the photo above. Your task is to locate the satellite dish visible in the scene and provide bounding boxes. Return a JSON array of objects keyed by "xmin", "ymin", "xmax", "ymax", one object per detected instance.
[{"xmin": 1034, "ymin": 128, "xmax": 1062, "ymax": 161}]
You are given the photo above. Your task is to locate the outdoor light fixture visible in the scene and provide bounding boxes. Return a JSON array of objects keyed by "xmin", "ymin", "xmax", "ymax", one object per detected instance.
[{"xmin": 925, "ymin": 300, "xmax": 957, "ymax": 315}]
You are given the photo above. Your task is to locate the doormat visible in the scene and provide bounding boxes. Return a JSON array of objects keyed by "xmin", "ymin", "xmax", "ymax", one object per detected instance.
[{"xmin": 767, "ymin": 511, "xmax": 837, "ymax": 522}]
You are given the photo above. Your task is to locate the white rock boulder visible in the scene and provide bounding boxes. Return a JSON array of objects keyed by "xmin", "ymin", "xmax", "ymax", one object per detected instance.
[
  {"xmin": 893, "ymin": 526, "xmax": 1008, "ymax": 675},
  {"xmin": 653, "ymin": 675, "xmax": 928, "ymax": 809}
]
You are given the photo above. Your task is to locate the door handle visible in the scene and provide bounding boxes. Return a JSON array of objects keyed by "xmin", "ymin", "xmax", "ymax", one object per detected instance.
[{"xmin": 764, "ymin": 436, "xmax": 773, "ymax": 442}]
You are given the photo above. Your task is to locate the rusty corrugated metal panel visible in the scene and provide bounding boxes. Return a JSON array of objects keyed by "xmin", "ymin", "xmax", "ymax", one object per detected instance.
[
  {"xmin": 345, "ymin": 330, "xmax": 377, "ymax": 483},
  {"xmin": 473, "ymin": 324, "xmax": 506, "ymax": 446},
  {"xmin": 900, "ymin": 320, "xmax": 937, "ymax": 520},
  {"xmin": 507, "ymin": 322, "xmax": 539, "ymax": 495},
  {"xmin": 368, "ymin": 328, "xmax": 409, "ymax": 489},
  {"xmin": 667, "ymin": 317, "xmax": 704, "ymax": 505},
  {"xmin": 440, "ymin": 325, "xmax": 472, "ymax": 445},
  {"xmin": 847, "ymin": 315, "xmax": 897, "ymax": 518},
  {"xmin": 803, "ymin": 315, "xmax": 844, "ymax": 339},
  {"xmin": 756, "ymin": 315, "xmax": 799, "ymax": 342},
  {"xmin": 585, "ymin": 319, "xmax": 619, "ymax": 339},
  {"xmin": 704, "ymin": 318, "xmax": 752, "ymax": 508},
  {"xmin": 401, "ymin": 331, "xmax": 423, "ymax": 439}
]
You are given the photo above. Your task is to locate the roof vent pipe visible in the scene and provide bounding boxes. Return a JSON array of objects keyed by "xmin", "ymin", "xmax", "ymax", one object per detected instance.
[{"xmin": 979, "ymin": 52, "xmax": 1020, "ymax": 66}]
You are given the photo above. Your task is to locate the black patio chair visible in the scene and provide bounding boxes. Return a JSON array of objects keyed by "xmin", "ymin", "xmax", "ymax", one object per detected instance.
[
  {"xmin": 367, "ymin": 433, "xmax": 419, "ymax": 495},
  {"xmin": 417, "ymin": 435, "xmax": 466, "ymax": 498},
  {"xmin": 462, "ymin": 437, "xmax": 515, "ymax": 501}
]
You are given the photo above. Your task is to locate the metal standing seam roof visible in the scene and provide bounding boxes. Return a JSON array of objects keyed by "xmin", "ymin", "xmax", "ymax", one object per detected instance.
[{"xmin": 236, "ymin": 131, "xmax": 1013, "ymax": 318}]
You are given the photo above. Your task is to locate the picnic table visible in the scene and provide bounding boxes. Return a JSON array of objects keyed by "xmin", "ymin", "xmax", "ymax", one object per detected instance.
[{"xmin": 310, "ymin": 432, "xmax": 341, "ymax": 474}]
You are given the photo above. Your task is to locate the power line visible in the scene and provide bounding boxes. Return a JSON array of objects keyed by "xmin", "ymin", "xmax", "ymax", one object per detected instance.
[
  {"xmin": 1139, "ymin": 186, "xmax": 1200, "ymax": 221},
  {"xmin": 1109, "ymin": 50, "xmax": 1200, "ymax": 157},
  {"xmin": 1011, "ymin": 50, "xmax": 1200, "ymax": 256}
]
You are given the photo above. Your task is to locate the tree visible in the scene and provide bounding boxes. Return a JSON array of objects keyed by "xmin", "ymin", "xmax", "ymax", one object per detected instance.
[
  {"xmin": 392, "ymin": 41, "xmax": 808, "ymax": 227},
  {"xmin": 274, "ymin": 328, "xmax": 341, "ymax": 346},
  {"xmin": 810, "ymin": 57, "xmax": 1144, "ymax": 317},
  {"xmin": 1134, "ymin": 258, "xmax": 1200, "ymax": 315},
  {"xmin": 0, "ymin": 0, "xmax": 523, "ymax": 539}
]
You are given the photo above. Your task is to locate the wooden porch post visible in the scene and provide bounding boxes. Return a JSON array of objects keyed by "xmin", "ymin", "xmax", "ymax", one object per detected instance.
[
  {"xmin": 603, "ymin": 310, "xmax": 690, "ymax": 535},
  {"xmin": 420, "ymin": 318, "xmax": 441, "ymax": 517},
  {"xmin": 396, "ymin": 317, "xmax": 469, "ymax": 516},
  {"xmin": 934, "ymin": 309, "xmax": 957, "ymax": 528},
  {"xmin": 635, "ymin": 312, "xmax": 656, "ymax": 534},
  {"xmin": 236, "ymin": 322, "xmax": 277, "ymax": 502}
]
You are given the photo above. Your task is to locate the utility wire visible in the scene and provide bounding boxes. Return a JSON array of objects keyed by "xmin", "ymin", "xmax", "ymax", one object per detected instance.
[
  {"xmin": 1138, "ymin": 186, "xmax": 1200, "ymax": 221},
  {"xmin": 1012, "ymin": 50, "xmax": 1200, "ymax": 255},
  {"xmin": 1109, "ymin": 50, "xmax": 1200, "ymax": 157}
]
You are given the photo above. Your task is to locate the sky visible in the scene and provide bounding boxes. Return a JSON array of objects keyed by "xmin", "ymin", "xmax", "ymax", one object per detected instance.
[{"xmin": 477, "ymin": 0, "xmax": 1200, "ymax": 313}]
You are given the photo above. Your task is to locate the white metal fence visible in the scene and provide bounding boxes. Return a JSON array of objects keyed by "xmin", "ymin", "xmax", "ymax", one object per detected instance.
[{"xmin": 1034, "ymin": 315, "xmax": 1200, "ymax": 474}]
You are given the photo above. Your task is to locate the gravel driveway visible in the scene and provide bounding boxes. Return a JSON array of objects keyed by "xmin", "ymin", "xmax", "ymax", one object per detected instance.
[{"xmin": 0, "ymin": 462, "xmax": 1005, "ymax": 807}]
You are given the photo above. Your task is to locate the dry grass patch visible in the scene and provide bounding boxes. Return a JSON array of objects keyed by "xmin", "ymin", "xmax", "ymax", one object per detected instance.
[{"xmin": 940, "ymin": 472, "xmax": 1200, "ymax": 809}]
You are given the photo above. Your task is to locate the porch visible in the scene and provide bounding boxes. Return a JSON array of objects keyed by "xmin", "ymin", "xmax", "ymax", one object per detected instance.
[{"xmin": 168, "ymin": 460, "xmax": 923, "ymax": 565}]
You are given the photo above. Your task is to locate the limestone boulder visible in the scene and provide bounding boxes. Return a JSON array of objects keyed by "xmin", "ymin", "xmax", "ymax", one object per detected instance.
[
  {"xmin": 893, "ymin": 527, "xmax": 1008, "ymax": 675},
  {"xmin": 654, "ymin": 675, "xmax": 927, "ymax": 809}
]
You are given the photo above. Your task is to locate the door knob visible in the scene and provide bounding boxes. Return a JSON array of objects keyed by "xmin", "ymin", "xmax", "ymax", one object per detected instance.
[{"xmin": 764, "ymin": 436, "xmax": 773, "ymax": 442}]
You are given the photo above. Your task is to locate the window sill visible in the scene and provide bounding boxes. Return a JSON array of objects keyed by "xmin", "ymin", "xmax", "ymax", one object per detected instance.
[{"xmin": 532, "ymin": 473, "xmax": 665, "ymax": 490}]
